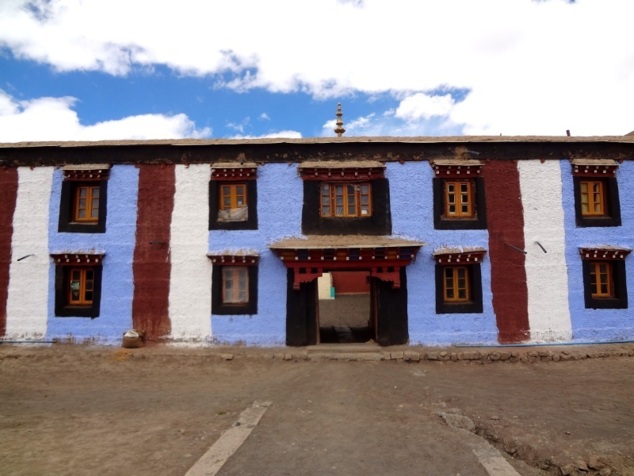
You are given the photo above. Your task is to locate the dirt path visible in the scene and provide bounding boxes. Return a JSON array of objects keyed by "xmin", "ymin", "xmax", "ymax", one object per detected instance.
[{"xmin": 0, "ymin": 344, "xmax": 632, "ymax": 475}]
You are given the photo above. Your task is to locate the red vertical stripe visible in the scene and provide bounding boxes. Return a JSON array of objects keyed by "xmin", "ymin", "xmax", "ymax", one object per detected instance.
[
  {"xmin": 132, "ymin": 164, "xmax": 175, "ymax": 341},
  {"xmin": 484, "ymin": 161, "xmax": 530, "ymax": 343},
  {"xmin": 0, "ymin": 168, "xmax": 19, "ymax": 336}
]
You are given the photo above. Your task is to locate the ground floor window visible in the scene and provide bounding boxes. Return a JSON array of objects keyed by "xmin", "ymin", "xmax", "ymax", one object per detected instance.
[
  {"xmin": 67, "ymin": 267, "xmax": 95, "ymax": 305},
  {"xmin": 222, "ymin": 266, "xmax": 249, "ymax": 304},
  {"xmin": 436, "ymin": 264, "xmax": 482, "ymax": 313},
  {"xmin": 443, "ymin": 266, "xmax": 471, "ymax": 303},
  {"xmin": 581, "ymin": 248, "xmax": 629, "ymax": 309},
  {"xmin": 432, "ymin": 249, "xmax": 486, "ymax": 314},
  {"xmin": 210, "ymin": 255, "xmax": 259, "ymax": 315},
  {"xmin": 52, "ymin": 254, "xmax": 103, "ymax": 317}
]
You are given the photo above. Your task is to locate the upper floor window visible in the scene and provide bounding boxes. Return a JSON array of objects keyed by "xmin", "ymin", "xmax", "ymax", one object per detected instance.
[
  {"xmin": 320, "ymin": 183, "xmax": 372, "ymax": 218},
  {"xmin": 58, "ymin": 165, "xmax": 109, "ymax": 233},
  {"xmin": 580, "ymin": 247, "xmax": 630, "ymax": 309},
  {"xmin": 218, "ymin": 183, "xmax": 248, "ymax": 222},
  {"xmin": 52, "ymin": 253, "xmax": 104, "ymax": 318},
  {"xmin": 74, "ymin": 184, "xmax": 101, "ymax": 223},
  {"xmin": 299, "ymin": 160, "xmax": 391, "ymax": 236},
  {"xmin": 209, "ymin": 163, "xmax": 258, "ymax": 230},
  {"xmin": 443, "ymin": 180, "xmax": 474, "ymax": 219},
  {"xmin": 572, "ymin": 160, "xmax": 621, "ymax": 227},
  {"xmin": 432, "ymin": 160, "xmax": 486, "ymax": 230}
]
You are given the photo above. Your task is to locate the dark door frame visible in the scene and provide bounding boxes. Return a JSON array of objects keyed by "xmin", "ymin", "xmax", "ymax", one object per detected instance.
[{"xmin": 286, "ymin": 266, "xmax": 408, "ymax": 346}]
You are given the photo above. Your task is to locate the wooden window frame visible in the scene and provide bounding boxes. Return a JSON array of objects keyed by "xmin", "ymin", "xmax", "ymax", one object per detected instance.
[
  {"xmin": 212, "ymin": 264, "xmax": 258, "ymax": 315},
  {"xmin": 302, "ymin": 178, "xmax": 391, "ymax": 235},
  {"xmin": 209, "ymin": 180, "xmax": 258, "ymax": 230},
  {"xmin": 579, "ymin": 180, "xmax": 606, "ymax": 217},
  {"xmin": 443, "ymin": 180, "xmax": 474, "ymax": 219},
  {"xmin": 221, "ymin": 266, "xmax": 249, "ymax": 305},
  {"xmin": 589, "ymin": 261, "xmax": 613, "ymax": 299},
  {"xmin": 59, "ymin": 180, "xmax": 108, "ymax": 233},
  {"xmin": 433, "ymin": 178, "xmax": 487, "ymax": 230},
  {"xmin": 73, "ymin": 184, "xmax": 101, "ymax": 223},
  {"xmin": 435, "ymin": 263, "xmax": 483, "ymax": 314},
  {"xmin": 55, "ymin": 264, "xmax": 103, "ymax": 318},
  {"xmin": 67, "ymin": 267, "xmax": 95, "ymax": 306},
  {"xmin": 582, "ymin": 260, "xmax": 627, "ymax": 309},
  {"xmin": 219, "ymin": 183, "xmax": 248, "ymax": 211},
  {"xmin": 320, "ymin": 182, "xmax": 372, "ymax": 218},
  {"xmin": 573, "ymin": 177, "xmax": 621, "ymax": 227},
  {"xmin": 443, "ymin": 266, "xmax": 471, "ymax": 303}
]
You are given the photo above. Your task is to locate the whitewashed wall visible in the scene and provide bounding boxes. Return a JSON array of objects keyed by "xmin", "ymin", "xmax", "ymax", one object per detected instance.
[
  {"xmin": 6, "ymin": 167, "xmax": 54, "ymax": 339},
  {"xmin": 168, "ymin": 164, "xmax": 213, "ymax": 341},
  {"xmin": 519, "ymin": 160, "xmax": 572, "ymax": 341}
]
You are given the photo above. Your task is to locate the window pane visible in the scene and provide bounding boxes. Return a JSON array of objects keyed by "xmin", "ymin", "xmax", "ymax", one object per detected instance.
[
  {"xmin": 346, "ymin": 185, "xmax": 356, "ymax": 216},
  {"xmin": 444, "ymin": 268, "xmax": 454, "ymax": 299},
  {"xmin": 69, "ymin": 270, "xmax": 81, "ymax": 302},
  {"xmin": 91, "ymin": 198, "xmax": 100, "ymax": 218},
  {"xmin": 235, "ymin": 185, "xmax": 246, "ymax": 207},
  {"xmin": 222, "ymin": 267, "xmax": 248, "ymax": 304},
  {"xmin": 335, "ymin": 185, "xmax": 344, "ymax": 216}
]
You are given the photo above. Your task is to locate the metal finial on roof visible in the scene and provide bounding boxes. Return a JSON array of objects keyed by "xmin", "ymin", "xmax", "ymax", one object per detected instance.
[{"xmin": 334, "ymin": 103, "xmax": 346, "ymax": 137}]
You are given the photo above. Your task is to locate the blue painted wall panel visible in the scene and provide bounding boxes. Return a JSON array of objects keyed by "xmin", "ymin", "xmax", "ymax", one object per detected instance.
[
  {"xmin": 210, "ymin": 164, "xmax": 302, "ymax": 345},
  {"xmin": 562, "ymin": 161, "xmax": 634, "ymax": 342},
  {"xmin": 386, "ymin": 162, "xmax": 498, "ymax": 345},
  {"xmin": 46, "ymin": 166, "xmax": 139, "ymax": 343}
]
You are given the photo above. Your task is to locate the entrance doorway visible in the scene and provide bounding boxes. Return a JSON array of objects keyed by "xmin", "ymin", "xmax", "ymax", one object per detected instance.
[
  {"xmin": 272, "ymin": 237, "xmax": 422, "ymax": 346},
  {"xmin": 317, "ymin": 271, "xmax": 375, "ymax": 344}
]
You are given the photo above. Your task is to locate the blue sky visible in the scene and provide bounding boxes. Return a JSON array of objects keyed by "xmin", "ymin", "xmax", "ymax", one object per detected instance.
[{"xmin": 0, "ymin": 0, "xmax": 632, "ymax": 142}]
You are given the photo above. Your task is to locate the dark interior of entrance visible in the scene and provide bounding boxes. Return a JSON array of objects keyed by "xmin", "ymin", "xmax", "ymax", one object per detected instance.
[{"xmin": 318, "ymin": 271, "xmax": 375, "ymax": 344}]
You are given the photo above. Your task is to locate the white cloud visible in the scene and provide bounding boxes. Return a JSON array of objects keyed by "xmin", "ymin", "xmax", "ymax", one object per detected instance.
[
  {"xmin": 259, "ymin": 112, "xmax": 270, "ymax": 121},
  {"xmin": 395, "ymin": 93, "xmax": 455, "ymax": 121},
  {"xmin": 231, "ymin": 130, "xmax": 302, "ymax": 139},
  {"xmin": 0, "ymin": 0, "xmax": 633, "ymax": 136},
  {"xmin": 0, "ymin": 90, "xmax": 211, "ymax": 142}
]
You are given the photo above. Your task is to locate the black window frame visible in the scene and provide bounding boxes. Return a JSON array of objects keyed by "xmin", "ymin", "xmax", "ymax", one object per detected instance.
[
  {"xmin": 433, "ymin": 177, "xmax": 487, "ymax": 230},
  {"xmin": 209, "ymin": 180, "xmax": 258, "ymax": 230},
  {"xmin": 573, "ymin": 176, "xmax": 621, "ymax": 228},
  {"xmin": 54, "ymin": 264, "xmax": 103, "ymax": 318},
  {"xmin": 435, "ymin": 263, "xmax": 483, "ymax": 314},
  {"xmin": 582, "ymin": 260, "xmax": 628, "ymax": 309},
  {"xmin": 212, "ymin": 264, "xmax": 258, "ymax": 315},
  {"xmin": 302, "ymin": 178, "xmax": 391, "ymax": 235},
  {"xmin": 58, "ymin": 180, "xmax": 108, "ymax": 233}
]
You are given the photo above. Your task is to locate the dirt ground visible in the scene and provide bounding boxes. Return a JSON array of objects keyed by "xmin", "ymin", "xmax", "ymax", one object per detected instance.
[{"xmin": 0, "ymin": 343, "xmax": 633, "ymax": 476}]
